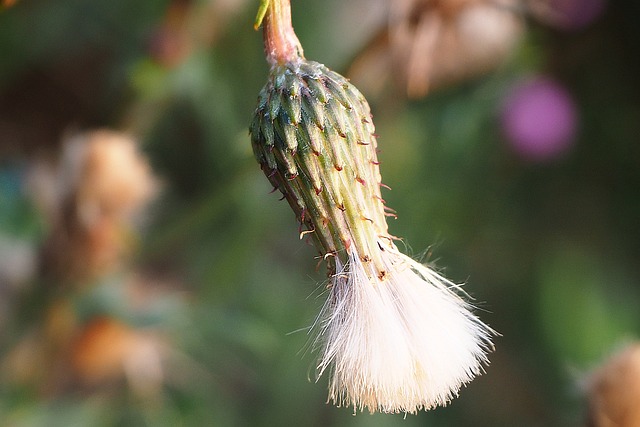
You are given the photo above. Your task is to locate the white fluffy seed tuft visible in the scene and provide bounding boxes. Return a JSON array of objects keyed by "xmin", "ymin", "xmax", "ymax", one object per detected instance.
[{"xmin": 314, "ymin": 244, "xmax": 494, "ymax": 414}]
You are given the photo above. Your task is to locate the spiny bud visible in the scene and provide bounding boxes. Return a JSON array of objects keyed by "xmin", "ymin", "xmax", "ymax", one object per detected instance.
[
  {"xmin": 250, "ymin": 0, "xmax": 493, "ymax": 414},
  {"xmin": 251, "ymin": 60, "xmax": 388, "ymax": 277}
]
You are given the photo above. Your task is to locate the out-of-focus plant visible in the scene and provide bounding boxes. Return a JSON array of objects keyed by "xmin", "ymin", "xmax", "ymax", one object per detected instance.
[
  {"xmin": 1, "ymin": 130, "xmax": 182, "ymax": 422},
  {"xmin": 348, "ymin": 0, "xmax": 524, "ymax": 98},
  {"xmin": 585, "ymin": 343, "xmax": 640, "ymax": 427},
  {"xmin": 34, "ymin": 130, "xmax": 158, "ymax": 283}
]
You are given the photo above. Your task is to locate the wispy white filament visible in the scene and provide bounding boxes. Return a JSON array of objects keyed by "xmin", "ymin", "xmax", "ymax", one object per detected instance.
[{"xmin": 314, "ymin": 244, "xmax": 493, "ymax": 414}]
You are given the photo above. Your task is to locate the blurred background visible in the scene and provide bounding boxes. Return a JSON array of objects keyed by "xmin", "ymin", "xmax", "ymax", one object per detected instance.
[{"xmin": 0, "ymin": 0, "xmax": 639, "ymax": 425}]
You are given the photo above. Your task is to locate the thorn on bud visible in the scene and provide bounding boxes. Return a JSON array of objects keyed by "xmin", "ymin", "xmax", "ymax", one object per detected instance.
[
  {"xmin": 299, "ymin": 228, "xmax": 315, "ymax": 240},
  {"xmin": 323, "ymin": 251, "xmax": 336, "ymax": 260},
  {"xmin": 355, "ymin": 177, "xmax": 366, "ymax": 185}
]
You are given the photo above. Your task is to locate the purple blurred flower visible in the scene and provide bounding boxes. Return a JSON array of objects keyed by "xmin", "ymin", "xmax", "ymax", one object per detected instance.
[
  {"xmin": 539, "ymin": 0, "xmax": 607, "ymax": 30},
  {"xmin": 501, "ymin": 77, "xmax": 578, "ymax": 162}
]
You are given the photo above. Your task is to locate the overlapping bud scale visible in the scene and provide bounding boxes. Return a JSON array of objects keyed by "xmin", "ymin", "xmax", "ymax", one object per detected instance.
[{"xmin": 251, "ymin": 60, "xmax": 389, "ymax": 279}]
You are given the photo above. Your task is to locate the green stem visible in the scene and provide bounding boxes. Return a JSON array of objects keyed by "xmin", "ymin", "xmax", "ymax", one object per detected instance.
[{"xmin": 255, "ymin": 0, "xmax": 304, "ymax": 65}]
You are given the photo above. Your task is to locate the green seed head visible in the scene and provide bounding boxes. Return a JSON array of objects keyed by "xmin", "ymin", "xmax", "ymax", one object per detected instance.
[
  {"xmin": 250, "ymin": 59, "xmax": 392, "ymax": 279},
  {"xmin": 251, "ymin": 3, "xmax": 494, "ymax": 414}
]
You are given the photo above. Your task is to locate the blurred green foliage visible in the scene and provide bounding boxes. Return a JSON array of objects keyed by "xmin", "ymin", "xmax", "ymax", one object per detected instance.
[{"xmin": 0, "ymin": 0, "xmax": 639, "ymax": 426}]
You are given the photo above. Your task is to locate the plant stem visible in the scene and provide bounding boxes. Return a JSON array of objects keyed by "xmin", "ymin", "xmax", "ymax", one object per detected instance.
[{"xmin": 260, "ymin": 0, "xmax": 304, "ymax": 65}]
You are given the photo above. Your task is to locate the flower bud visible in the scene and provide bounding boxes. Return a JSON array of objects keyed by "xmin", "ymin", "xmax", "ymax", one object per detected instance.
[
  {"xmin": 250, "ymin": 1, "xmax": 493, "ymax": 413},
  {"xmin": 251, "ymin": 60, "xmax": 388, "ymax": 278}
]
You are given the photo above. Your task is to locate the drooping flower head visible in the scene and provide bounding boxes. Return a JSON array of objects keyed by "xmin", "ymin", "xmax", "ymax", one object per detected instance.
[{"xmin": 250, "ymin": 0, "xmax": 493, "ymax": 413}]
